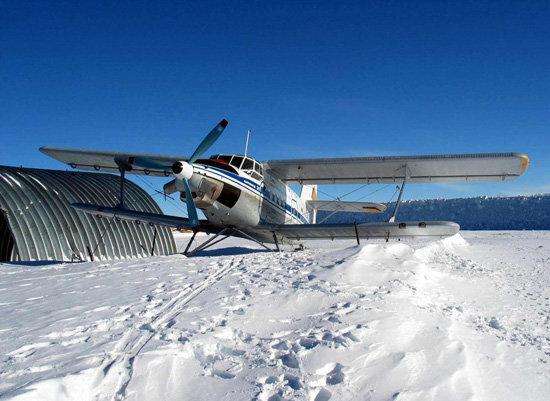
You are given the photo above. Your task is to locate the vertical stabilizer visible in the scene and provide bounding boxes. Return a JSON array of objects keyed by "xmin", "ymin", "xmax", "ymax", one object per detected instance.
[{"xmin": 300, "ymin": 185, "xmax": 318, "ymax": 223}]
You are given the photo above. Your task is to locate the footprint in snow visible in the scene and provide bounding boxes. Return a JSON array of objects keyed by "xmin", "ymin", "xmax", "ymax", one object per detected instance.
[
  {"xmin": 316, "ymin": 362, "xmax": 345, "ymax": 385},
  {"xmin": 280, "ymin": 353, "xmax": 300, "ymax": 369},
  {"xmin": 255, "ymin": 374, "xmax": 303, "ymax": 400},
  {"xmin": 311, "ymin": 387, "xmax": 332, "ymax": 401},
  {"xmin": 298, "ymin": 336, "xmax": 320, "ymax": 350}
]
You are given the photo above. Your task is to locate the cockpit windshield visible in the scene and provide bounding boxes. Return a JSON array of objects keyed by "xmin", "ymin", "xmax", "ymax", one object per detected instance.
[
  {"xmin": 230, "ymin": 156, "xmax": 244, "ymax": 169},
  {"xmin": 210, "ymin": 154, "xmax": 263, "ymax": 181}
]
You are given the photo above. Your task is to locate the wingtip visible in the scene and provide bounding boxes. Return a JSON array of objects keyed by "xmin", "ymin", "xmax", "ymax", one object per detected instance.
[
  {"xmin": 518, "ymin": 153, "xmax": 530, "ymax": 175},
  {"xmin": 220, "ymin": 118, "xmax": 229, "ymax": 127},
  {"xmin": 38, "ymin": 146, "xmax": 54, "ymax": 156}
]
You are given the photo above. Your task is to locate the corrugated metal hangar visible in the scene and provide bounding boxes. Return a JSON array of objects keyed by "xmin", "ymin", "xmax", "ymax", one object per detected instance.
[{"xmin": 0, "ymin": 165, "xmax": 176, "ymax": 262}]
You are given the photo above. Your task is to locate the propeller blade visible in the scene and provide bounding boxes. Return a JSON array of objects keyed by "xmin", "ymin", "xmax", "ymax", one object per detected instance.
[
  {"xmin": 188, "ymin": 119, "xmax": 228, "ymax": 163},
  {"xmin": 181, "ymin": 178, "xmax": 199, "ymax": 226}
]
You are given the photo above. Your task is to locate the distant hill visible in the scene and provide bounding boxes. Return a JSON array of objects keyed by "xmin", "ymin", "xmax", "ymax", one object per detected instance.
[{"xmin": 318, "ymin": 194, "xmax": 550, "ymax": 230}]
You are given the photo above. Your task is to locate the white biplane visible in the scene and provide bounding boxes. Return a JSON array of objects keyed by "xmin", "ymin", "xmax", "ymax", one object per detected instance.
[{"xmin": 40, "ymin": 119, "xmax": 529, "ymax": 254}]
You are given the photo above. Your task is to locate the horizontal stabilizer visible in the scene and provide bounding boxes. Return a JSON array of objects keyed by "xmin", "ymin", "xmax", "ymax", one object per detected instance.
[
  {"xmin": 260, "ymin": 221, "xmax": 460, "ymax": 240},
  {"xmin": 306, "ymin": 200, "xmax": 387, "ymax": 213},
  {"xmin": 71, "ymin": 203, "xmax": 193, "ymax": 229}
]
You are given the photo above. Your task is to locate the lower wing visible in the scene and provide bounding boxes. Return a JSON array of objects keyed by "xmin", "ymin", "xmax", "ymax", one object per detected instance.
[
  {"xmin": 71, "ymin": 203, "xmax": 222, "ymax": 233},
  {"xmin": 306, "ymin": 200, "xmax": 387, "ymax": 213},
  {"xmin": 259, "ymin": 221, "xmax": 460, "ymax": 240},
  {"xmin": 71, "ymin": 204, "xmax": 459, "ymax": 241}
]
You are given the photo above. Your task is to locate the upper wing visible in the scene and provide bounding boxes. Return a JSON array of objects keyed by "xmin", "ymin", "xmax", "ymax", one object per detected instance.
[
  {"xmin": 264, "ymin": 153, "xmax": 529, "ymax": 184},
  {"xmin": 40, "ymin": 147, "xmax": 188, "ymax": 176},
  {"xmin": 40, "ymin": 119, "xmax": 229, "ymax": 176}
]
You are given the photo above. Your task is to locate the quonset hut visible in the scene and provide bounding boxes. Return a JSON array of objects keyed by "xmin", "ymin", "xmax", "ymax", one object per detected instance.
[{"xmin": 0, "ymin": 165, "xmax": 176, "ymax": 262}]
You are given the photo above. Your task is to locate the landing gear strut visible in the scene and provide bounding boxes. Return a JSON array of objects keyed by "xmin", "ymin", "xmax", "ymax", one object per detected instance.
[{"xmin": 183, "ymin": 227, "xmax": 279, "ymax": 256}]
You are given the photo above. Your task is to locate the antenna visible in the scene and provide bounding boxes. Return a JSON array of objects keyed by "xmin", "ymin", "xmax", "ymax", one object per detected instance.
[{"xmin": 244, "ymin": 129, "xmax": 251, "ymax": 157}]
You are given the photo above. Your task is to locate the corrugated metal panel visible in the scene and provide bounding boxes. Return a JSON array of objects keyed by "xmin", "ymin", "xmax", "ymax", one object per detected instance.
[{"xmin": 0, "ymin": 165, "xmax": 176, "ymax": 262}]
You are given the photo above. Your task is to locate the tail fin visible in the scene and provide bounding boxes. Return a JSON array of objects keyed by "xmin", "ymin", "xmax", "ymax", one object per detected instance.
[
  {"xmin": 300, "ymin": 184, "xmax": 317, "ymax": 202},
  {"xmin": 300, "ymin": 185, "xmax": 318, "ymax": 223}
]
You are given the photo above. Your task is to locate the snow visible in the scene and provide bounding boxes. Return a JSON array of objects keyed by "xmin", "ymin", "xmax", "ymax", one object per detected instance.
[{"xmin": 1, "ymin": 231, "xmax": 549, "ymax": 401}]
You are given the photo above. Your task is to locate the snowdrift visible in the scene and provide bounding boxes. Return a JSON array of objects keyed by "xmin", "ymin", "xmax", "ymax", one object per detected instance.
[{"xmin": 1, "ymin": 232, "xmax": 549, "ymax": 400}]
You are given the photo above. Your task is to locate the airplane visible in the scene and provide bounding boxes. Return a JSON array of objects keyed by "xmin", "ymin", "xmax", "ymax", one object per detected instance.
[{"xmin": 40, "ymin": 119, "xmax": 530, "ymax": 255}]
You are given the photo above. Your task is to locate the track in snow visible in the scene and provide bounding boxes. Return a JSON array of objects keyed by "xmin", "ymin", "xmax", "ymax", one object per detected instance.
[{"xmin": 91, "ymin": 257, "xmax": 243, "ymax": 401}]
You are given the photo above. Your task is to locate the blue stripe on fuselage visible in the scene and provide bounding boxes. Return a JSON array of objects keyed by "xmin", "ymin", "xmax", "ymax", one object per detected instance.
[{"xmin": 195, "ymin": 164, "xmax": 309, "ymax": 224}]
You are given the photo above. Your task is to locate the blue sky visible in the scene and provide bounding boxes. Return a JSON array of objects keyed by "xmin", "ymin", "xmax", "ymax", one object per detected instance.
[{"xmin": 1, "ymin": 1, "xmax": 549, "ymax": 215}]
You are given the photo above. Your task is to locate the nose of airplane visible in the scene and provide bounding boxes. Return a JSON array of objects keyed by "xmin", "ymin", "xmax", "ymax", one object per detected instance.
[{"xmin": 171, "ymin": 160, "xmax": 194, "ymax": 180}]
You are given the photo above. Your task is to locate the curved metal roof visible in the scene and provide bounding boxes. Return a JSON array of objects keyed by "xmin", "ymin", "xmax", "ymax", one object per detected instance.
[{"xmin": 0, "ymin": 165, "xmax": 176, "ymax": 262}]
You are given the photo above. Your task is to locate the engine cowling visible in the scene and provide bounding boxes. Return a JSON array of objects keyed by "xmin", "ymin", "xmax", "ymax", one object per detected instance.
[{"xmin": 171, "ymin": 161, "xmax": 193, "ymax": 180}]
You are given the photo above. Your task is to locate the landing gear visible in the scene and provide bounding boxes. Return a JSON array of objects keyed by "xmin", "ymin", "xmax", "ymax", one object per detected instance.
[
  {"xmin": 183, "ymin": 227, "xmax": 278, "ymax": 256},
  {"xmin": 272, "ymin": 232, "xmax": 280, "ymax": 252},
  {"xmin": 183, "ymin": 231, "xmax": 198, "ymax": 254},
  {"xmin": 294, "ymin": 243, "xmax": 305, "ymax": 251}
]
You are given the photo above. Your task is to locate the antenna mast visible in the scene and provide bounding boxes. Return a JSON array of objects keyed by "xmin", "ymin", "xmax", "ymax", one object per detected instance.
[{"xmin": 244, "ymin": 129, "xmax": 251, "ymax": 157}]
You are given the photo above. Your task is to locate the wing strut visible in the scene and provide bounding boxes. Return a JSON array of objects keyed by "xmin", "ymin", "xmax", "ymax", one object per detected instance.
[
  {"xmin": 117, "ymin": 164, "xmax": 126, "ymax": 208},
  {"xmin": 388, "ymin": 165, "xmax": 408, "ymax": 223},
  {"xmin": 114, "ymin": 157, "xmax": 134, "ymax": 208}
]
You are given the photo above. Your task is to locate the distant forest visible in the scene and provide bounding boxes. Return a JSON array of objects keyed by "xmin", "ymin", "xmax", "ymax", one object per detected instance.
[{"xmin": 318, "ymin": 194, "xmax": 550, "ymax": 230}]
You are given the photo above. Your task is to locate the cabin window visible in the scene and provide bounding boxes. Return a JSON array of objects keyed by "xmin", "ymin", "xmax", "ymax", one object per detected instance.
[
  {"xmin": 218, "ymin": 184, "xmax": 241, "ymax": 208},
  {"xmin": 251, "ymin": 172, "xmax": 262, "ymax": 180}
]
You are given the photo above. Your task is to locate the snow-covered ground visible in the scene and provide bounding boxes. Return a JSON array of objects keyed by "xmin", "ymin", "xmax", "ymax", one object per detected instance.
[{"xmin": 1, "ymin": 231, "xmax": 549, "ymax": 401}]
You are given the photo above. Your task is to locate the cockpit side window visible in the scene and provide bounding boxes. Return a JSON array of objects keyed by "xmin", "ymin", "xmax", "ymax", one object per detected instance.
[{"xmin": 241, "ymin": 158, "xmax": 254, "ymax": 170}]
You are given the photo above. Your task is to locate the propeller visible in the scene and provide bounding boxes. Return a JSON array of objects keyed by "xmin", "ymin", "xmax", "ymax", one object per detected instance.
[{"xmin": 163, "ymin": 118, "xmax": 229, "ymax": 227}]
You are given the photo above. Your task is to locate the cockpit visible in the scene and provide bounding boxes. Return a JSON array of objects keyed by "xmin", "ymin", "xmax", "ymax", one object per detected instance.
[{"xmin": 209, "ymin": 154, "xmax": 264, "ymax": 181}]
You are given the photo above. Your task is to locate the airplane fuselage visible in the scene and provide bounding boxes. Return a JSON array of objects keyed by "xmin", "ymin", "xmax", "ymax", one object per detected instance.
[{"xmin": 185, "ymin": 156, "xmax": 310, "ymax": 232}]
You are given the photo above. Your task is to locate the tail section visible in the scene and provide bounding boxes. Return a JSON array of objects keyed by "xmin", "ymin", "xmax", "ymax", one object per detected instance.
[
  {"xmin": 300, "ymin": 184, "xmax": 317, "ymax": 202},
  {"xmin": 300, "ymin": 185, "xmax": 318, "ymax": 223}
]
